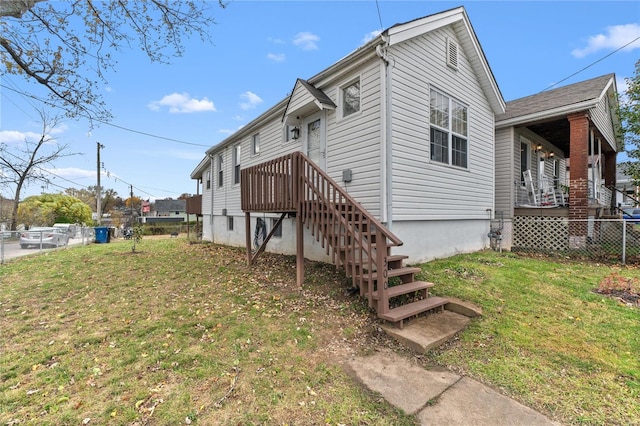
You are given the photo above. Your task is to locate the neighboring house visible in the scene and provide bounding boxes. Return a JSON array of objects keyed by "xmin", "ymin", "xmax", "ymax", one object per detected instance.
[
  {"xmin": 191, "ymin": 6, "xmax": 505, "ymax": 265},
  {"xmin": 494, "ymin": 74, "xmax": 621, "ymax": 250},
  {"xmin": 143, "ymin": 199, "xmax": 187, "ymax": 224},
  {"xmin": 615, "ymin": 170, "xmax": 639, "ymax": 207}
]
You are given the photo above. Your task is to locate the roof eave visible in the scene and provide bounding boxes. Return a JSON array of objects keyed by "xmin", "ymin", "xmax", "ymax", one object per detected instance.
[{"xmin": 495, "ymin": 99, "xmax": 600, "ymax": 129}]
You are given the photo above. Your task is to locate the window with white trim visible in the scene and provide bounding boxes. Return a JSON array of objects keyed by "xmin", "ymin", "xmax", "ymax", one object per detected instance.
[
  {"xmin": 205, "ymin": 170, "xmax": 211, "ymax": 190},
  {"xmin": 341, "ymin": 78, "xmax": 360, "ymax": 118},
  {"xmin": 271, "ymin": 218, "xmax": 282, "ymax": 238},
  {"xmin": 284, "ymin": 125, "xmax": 298, "ymax": 143},
  {"xmin": 233, "ymin": 144, "xmax": 241, "ymax": 185},
  {"xmin": 252, "ymin": 133, "xmax": 260, "ymax": 155},
  {"xmin": 429, "ymin": 89, "xmax": 468, "ymax": 168},
  {"xmin": 217, "ymin": 154, "xmax": 223, "ymax": 188}
]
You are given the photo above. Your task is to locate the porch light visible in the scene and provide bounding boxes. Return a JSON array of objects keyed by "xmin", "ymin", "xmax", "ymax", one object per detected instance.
[
  {"xmin": 291, "ymin": 126, "xmax": 300, "ymax": 140},
  {"xmin": 549, "ymin": 152, "xmax": 555, "ymax": 158},
  {"xmin": 535, "ymin": 144, "xmax": 543, "ymax": 152}
]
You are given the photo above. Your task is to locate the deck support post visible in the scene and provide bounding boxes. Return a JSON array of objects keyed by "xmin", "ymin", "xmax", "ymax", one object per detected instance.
[
  {"xmin": 245, "ymin": 212, "xmax": 252, "ymax": 266},
  {"xmin": 296, "ymin": 209, "xmax": 304, "ymax": 287}
]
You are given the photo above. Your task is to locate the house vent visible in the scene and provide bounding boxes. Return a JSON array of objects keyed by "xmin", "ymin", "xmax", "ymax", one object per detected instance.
[{"xmin": 446, "ymin": 38, "xmax": 458, "ymax": 70}]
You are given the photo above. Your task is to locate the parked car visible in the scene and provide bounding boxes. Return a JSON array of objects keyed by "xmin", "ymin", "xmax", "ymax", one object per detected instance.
[
  {"xmin": 19, "ymin": 227, "xmax": 69, "ymax": 249},
  {"xmin": 622, "ymin": 208, "xmax": 640, "ymax": 223},
  {"xmin": 53, "ymin": 223, "xmax": 77, "ymax": 238}
]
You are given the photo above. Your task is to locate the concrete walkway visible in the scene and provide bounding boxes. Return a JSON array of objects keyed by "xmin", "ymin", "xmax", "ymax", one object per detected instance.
[{"xmin": 345, "ymin": 308, "xmax": 560, "ymax": 425}]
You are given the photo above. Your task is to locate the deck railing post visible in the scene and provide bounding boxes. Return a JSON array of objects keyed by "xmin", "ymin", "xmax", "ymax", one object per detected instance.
[
  {"xmin": 375, "ymin": 227, "xmax": 389, "ymax": 315},
  {"xmin": 295, "ymin": 153, "xmax": 304, "ymax": 287}
]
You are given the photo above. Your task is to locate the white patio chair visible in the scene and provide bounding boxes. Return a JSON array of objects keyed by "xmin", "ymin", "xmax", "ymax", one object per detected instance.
[
  {"xmin": 540, "ymin": 174, "xmax": 559, "ymax": 207},
  {"xmin": 523, "ymin": 170, "xmax": 539, "ymax": 206}
]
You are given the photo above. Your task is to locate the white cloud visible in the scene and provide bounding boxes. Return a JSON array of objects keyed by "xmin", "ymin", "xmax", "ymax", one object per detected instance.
[
  {"xmin": 293, "ymin": 32, "xmax": 320, "ymax": 51},
  {"xmin": 362, "ymin": 30, "xmax": 382, "ymax": 45},
  {"xmin": 148, "ymin": 92, "xmax": 216, "ymax": 113},
  {"xmin": 572, "ymin": 23, "xmax": 640, "ymax": 58},
  {"xmin": 44, "ymin": 167, "xmax": 97, "ymax": 181},
  {"xmin": 268, "ymin": 37, "xmax": 285, "ymax": 45},
  {"xmin": 1, "ymin": 130, "xmax": 39, "ymax": 144},
  {"xmin": 0, "ymin": 129, "xmax": 63, "ymax": 145},
  {"xmin": 239, "ymin": 91, "xmax": 263, "ymax": 110},
  {"xmin": 267, "ymin": 52, "xmax": 286, "ymax": 62},
  {"xmin": 219, "ymin": 129, "xmax": 236, "ymax": 136}
]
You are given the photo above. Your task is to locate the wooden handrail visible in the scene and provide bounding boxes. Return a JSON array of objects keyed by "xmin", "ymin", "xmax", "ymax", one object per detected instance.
[
  {"xmin": 241, "ymin": 151, "xmax": 402, "ymax": 247},
  {"xmin": 242, "ymin": 151, "xmax": 401, "ymax": 299}
]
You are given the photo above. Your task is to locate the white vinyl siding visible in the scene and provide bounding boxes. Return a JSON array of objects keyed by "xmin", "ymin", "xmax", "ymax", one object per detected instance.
[
  {"xmin": 494, "ymin": 127, "xmax": 514, "ymax": 218},
  {"xmin": 325, "ymin": 60, "xmax": 383, "ymax": 217},
  {"xmin": 389, "ymin": 26, "xmax": 494, "ymax": 220},
  {"xmin": 590, "ymin": 94, "xmax": 617, "ymax": 151}
]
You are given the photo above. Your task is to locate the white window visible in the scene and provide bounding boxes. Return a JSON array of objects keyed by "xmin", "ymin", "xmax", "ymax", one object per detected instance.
[
  {"xmin": 233, "ymin": 144, "xmax": 241, "ymax": 185},
  {"xmin": 205, "ymin": 170, "xmax": 211, "ymax": 190},
  {"xmin": 217, "ymin": 154, "xmax": 223, "ymax": 188},
  {"xmin": 252, "ymin": 133, "xmax": 260, "ymax": 155},
  {"xmin": 429, "ymin": 89, "xmax": 468, "ymax": 168},
  {"xmin": 341, "ymin": 78, "xmax": 360, "ymax": 118},
  {"xmin": 271, "ymin": 218, "xmax": 282, "ymax": 238},
  {"xmin": 284, "ymin": 125, "xmax": 299, "ymax": 143},
  {"xmin": 227, "ymin": 216, "xmax": 234, "ymax": 231}
]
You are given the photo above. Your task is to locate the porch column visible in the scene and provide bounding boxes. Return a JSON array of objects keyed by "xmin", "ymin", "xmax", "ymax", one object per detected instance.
[
  {"xmin": 568, "ymin": 113, "xmax": 590, "ymax": 248},
  {"xmin": 604, "ymin": 151, "xmax": 617, "ymax": 187},
  {"xmin": 605, "ymin": 151, "xmax": 618, "ymax": 210}
]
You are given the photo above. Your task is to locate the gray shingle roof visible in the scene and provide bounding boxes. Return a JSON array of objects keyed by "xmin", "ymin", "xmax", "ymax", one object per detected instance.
[
  {"xmin": 496, "ymin": 74, "xmax": 615, "ymax": 122},
  {"xmin": 297, "ymin": 79, "xmax": 336, "ymax": 109}
]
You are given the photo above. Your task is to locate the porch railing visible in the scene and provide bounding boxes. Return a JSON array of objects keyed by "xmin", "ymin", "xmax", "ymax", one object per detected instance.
[{"xmin": 514, "ymin": 179, "xmax": 612, "ymax": 208}]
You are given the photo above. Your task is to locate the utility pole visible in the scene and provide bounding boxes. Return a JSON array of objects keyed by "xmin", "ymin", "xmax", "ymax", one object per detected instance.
[{"xmin": 96, "ymin": 142, "xmax": 105, "ymax": 225}]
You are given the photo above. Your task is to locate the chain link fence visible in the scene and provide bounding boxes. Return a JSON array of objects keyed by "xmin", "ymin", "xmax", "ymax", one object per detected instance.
[
  {"xmin": 1, "ymin": 226, "xmax": 96, "ymax": 264},
  {"xmin": 491, "ymin": 216, "xmax": 640, "ymax": 264}
]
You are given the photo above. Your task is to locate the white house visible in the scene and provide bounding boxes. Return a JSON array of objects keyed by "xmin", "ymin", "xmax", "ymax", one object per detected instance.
[{"xmin": 191, "ymin": 6, "xmax": 505, "ymax": 265}]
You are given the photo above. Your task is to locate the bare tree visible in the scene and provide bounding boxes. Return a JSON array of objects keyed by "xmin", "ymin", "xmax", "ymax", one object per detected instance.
[
  {"xmin": 0, "ymin": 109, "xmax": 77, "ymax": 230},
  {"xmin": 0, "ymin": 1, "xmax": 224, "ymax": 121}
]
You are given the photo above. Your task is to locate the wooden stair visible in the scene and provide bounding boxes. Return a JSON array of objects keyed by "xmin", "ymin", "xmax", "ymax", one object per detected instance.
[{"xmin": 241, "ymin": 151, "xmax": 448, "ymax": 328}]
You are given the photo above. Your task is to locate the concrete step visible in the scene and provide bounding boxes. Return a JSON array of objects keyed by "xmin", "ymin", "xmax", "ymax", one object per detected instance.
[{"xmin": 380, "ymin": 310, "xmax": 470, "ymax": 353}]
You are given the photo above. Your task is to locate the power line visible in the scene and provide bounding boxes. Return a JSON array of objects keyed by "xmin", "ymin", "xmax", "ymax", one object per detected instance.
[
  {"xmin": 541, "ymin": 35, "xmax": 640, "ymax": 92},
  {"xmin": 374, "ymin": 0, "xmax": 384, "ymax": 31}
]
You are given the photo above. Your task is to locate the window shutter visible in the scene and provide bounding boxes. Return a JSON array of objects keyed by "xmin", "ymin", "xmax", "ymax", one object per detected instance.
[{"xmin": 446, "ymin": 38, "xmax": 458, "ymax": 70}]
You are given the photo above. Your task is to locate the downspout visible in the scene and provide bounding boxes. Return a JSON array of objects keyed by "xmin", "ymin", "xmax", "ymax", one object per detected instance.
[
  {"xmin": 590, "ymin": 129, "xmax": 595, "ymax": 201},
  {"xmin": 376, "ymin": 37, "xmax": 394, "ymax": 229},
  {"xmin": 209, "ymin": 154, "xmax": 215, "ymax": 241}
]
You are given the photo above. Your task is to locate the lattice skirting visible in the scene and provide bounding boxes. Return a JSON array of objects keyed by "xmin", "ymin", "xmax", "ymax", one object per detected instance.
[{"xmin": 513, "ymin": 216, "xmax": 569, "ymax": 252}]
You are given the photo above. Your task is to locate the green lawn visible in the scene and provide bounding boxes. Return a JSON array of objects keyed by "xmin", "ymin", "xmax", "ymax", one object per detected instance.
[
  {"xmin": 420, "ymin": 251, "xmax": 640, "ymax": 425},
  {"xmin": 1, "ymin": 239, "xmax": 638, "ymax": 425}
]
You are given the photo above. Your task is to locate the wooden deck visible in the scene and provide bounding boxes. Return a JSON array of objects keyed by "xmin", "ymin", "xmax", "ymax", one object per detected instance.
[{"xmin": 241, "ymin": 152, "xmax": 448, "ymax": 328}]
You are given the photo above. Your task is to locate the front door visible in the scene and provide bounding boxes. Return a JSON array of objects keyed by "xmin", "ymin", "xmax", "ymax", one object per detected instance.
[{"xmin": 303, "ymin": 112, "xmax": 325, "ymax": 170}]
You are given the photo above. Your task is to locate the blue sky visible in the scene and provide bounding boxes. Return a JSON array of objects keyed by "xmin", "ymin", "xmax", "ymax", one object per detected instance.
[{"xmin": 1, "ymin": 0, "xmax": 639, "ymax": 202}]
